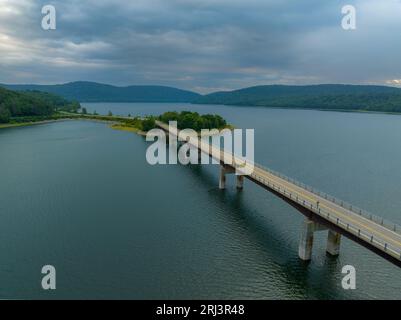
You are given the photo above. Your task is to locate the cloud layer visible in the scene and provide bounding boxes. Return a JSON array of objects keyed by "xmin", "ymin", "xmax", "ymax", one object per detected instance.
[{"xmin": 0, "ymin": 0, "xmax": 400, "ymax": 93}]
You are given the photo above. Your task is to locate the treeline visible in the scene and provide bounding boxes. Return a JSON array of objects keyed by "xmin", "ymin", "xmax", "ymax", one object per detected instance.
[
  {"xmin": 194, "ymin": 84, "xmax": 401, "ymax": 113},
  {"xmin": 113, "ymin": 111, "xmax": 228, "ymax": 133},
  {"xmin": 113, "ymin": 116, "xmax": 156, "ymax": 132},
  {"xmin": 0, "ymin": 87, "xmax": 80, "ymax": 123},
  {"xmin": 158, "ymin": 111, "xmax": 227, "ymax": 130}
]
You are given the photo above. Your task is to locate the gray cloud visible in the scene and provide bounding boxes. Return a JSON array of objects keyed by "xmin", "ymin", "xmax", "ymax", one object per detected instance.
[{"xmin": 0, "ymin": 0, "xmax": 400, "ymax": 93}]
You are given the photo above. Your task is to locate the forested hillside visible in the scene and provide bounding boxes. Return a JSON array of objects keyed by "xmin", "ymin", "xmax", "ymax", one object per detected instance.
[
  {"xmin": 194, "ymin": 84, "xmax": 401, "ymax": 112},
  {"xmin": 0, "ymin": 87, "xmax": 80, "ymax": 123},
  {"xmin": 2, "ymin": 82, "xmax": 201, "ymax": 103}
]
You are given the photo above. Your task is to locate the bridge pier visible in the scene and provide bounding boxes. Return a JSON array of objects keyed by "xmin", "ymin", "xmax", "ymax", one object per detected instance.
[
  {"xmin": 298, "ymin": 218, "xmax": 342, "ymax": 261},
  {"xmin": 298, "ymin": 219, "xmax": 316, "ymax": 261},
  {"xmin": 219, "ymin": 166, "xmax": 226, "ymax": 189},
  {"xmin": 219, "ymin": 165, "xmax": 235, "ymax": 189},
  {"xmin": 236, "ymin": 175, "xmax": 244, "ymax": 189},
  {"xmin": 326, "ymin": 230, "xmax": 341, "ymax": 256}
]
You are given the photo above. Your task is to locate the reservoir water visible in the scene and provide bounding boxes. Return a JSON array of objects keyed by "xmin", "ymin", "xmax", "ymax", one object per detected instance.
[{"xmin": 0, "ymin": 103, "xmax": 400, "ymax": 299}]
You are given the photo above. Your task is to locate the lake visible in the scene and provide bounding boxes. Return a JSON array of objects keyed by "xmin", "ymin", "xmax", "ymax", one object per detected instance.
[{"xmin": 0, "ymin": 102, "xmax": 400, "ymax": 299}]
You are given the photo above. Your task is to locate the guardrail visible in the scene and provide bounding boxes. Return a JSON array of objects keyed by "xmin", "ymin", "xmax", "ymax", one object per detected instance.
[
  {"xmin": 198, "ymin": 140, "xmax": 401, "ymax": 240},
  {"xmin": 250, "ymin": 171, "xmax": 401, "ymax": 261},
  {"xmin": 253, "ymin": 163, "xmax": 401, "ymax": 237}
]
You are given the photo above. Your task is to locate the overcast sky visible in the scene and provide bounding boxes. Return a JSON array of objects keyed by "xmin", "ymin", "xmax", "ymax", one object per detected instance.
[{"xmin": 0, "ymin": 0, "xmax": 400, "ymax": 93}]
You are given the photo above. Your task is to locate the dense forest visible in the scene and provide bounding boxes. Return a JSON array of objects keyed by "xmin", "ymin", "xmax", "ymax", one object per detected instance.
[
  {"xmin": 0, "ymin": 87, "xmax": 80, "ymax": 123},
  {"xmin": 114, "ymin": 111, "xmax": 228, "ymax": 133},
  {"xmin": 194, "ymin": 84, "xmax": 401, "ymax": 112},
  {"xmin": 158, "ymin": 111, "xmax": 227, "ymax": 131}
]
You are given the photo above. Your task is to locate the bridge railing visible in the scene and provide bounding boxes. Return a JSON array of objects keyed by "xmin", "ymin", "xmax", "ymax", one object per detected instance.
[
  {"xmin": 252, "ymin": 162, "xmax": 401, "ymax": 237},
  {"xmin": 250, "ymin": 171, "xmax": 401, "ymax": 261}
]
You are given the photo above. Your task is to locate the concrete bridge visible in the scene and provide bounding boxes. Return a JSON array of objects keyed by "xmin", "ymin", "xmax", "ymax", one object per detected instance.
[{"xmin": 155, "ymin": 121, "xmax": 401, "ymax": 268}]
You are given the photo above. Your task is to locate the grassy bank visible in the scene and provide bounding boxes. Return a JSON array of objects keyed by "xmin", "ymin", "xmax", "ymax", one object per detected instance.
[
  {"xmin": 110, "ymin": 124, "xmax": 147, "ymax": 136},
  {"xmin": 0, "ymin": 113, "xmax": 110, "ymax": 130},
  {"xmin": 0, "ymin": 120, "xmax": 66, "ymax": 129}
]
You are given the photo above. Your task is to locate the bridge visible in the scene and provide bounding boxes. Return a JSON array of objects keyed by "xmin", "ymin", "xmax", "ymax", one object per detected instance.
[{"xmin": 155, "ymin": 121, "xmax": 401, "ymax": 268}]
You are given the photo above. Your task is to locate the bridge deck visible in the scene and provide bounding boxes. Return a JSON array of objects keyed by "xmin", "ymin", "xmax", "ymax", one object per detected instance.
[{"xmin": 156, "ymin": 121, "xmax": 401, "ymax": 265}]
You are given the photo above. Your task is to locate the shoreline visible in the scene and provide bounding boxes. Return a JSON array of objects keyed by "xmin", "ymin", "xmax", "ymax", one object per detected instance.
[
  {"xmin": 0, "ymin": 117, "xmax": 119, "ymax": 130},
  {"xmin": 110, "ymin": 124, "xmax": 147, "ymax": 136},
  {"xmin": 0, "ymin": 111, "xmax": 233, "ymax": 138},
  {"xmin": 0, "ymin": 119, "xmax": 74, "ymax": 130},
  {"xmin": 191, "ymin": 102, "xmax": 401, "ymax": 116},
  {"xmin": 0, "ymin": 117, "xmax": 232, "ymax": 139},
  {"xmin": 0, "ymin": 116, "xmax": 151, "ymax": 137}
]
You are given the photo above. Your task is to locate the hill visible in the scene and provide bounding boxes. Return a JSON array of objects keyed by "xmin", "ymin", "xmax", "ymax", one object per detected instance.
[
  {"xmin": 0, "ymin": 87, "xmax": 80, "ymax": 123},
  {"xmin": 1, "ymin": 82, "xmax": 201, "ymax": 103},
  {"xmin": 194, "ymin": 84, "xmax": 401, "ymax": 112}
]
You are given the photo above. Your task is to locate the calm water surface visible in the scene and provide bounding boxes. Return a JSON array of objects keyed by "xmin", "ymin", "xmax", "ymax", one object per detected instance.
[{"xmin": 0, "ymin": 102, "xmax": 400, "ymax": 299}]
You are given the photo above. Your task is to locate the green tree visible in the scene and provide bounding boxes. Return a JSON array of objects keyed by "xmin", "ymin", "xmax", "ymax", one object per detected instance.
[
  {"xmin": 0, "ymin": 87, "xmax": 81, "ymax": 119},
  {"xmin": 158, "ymin": 111, "xmax": 227, "ymax": 131},
  {"xmin": 0, "ymin": 106, "xmax": 11, "ymax": 123},
  {"xmin": 141, "ymin": 117, "xmax": 156, "ymax": 131}
]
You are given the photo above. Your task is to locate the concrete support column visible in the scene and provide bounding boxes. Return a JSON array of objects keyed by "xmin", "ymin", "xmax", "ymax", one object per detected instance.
[
  {"xmin": 326, "ymin": 230, "xmax": 341, "ymax": 256},
  {"xmin": 219, "ymin": 165, "xmax": 227, "ymax": 189},
  {"xmin": 236, "ymin": 175, "xmax": 244, "ymax": 189},
  {"xmin": 298, "ymin": 219, "xmax": 315, "ymax": 261},
  {"xmin": 219, "ymin": 165, "xmax": 235, "ymax": 189}
]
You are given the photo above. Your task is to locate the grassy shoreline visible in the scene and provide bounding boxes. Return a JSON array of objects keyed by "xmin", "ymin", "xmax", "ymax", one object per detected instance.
[
  {"xmin": 110, "ymin": 123, "xmax": 147, "ymax": 136},
  {"xmin": 0, "ymin": 113, "xmax": 119, "ymax": 130},
  {"xmin": 0, "ymin": 119, "xmax": 74, "ymax": 129},
  {"xmin": 0, "ymin": 112, "xmax": 233, "ymax": 136}
]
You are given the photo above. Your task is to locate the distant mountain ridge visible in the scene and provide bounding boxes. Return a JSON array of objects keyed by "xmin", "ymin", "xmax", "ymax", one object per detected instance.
[
  {"xmin": 2, "ymin": 82, "xmax": 401, "ymax": 113},
  {"xmin": 193, "ymin": 84, "xmax": 401, "ymax": 112},
  {"xmin": 1, "ymin": 81, "xmax": 201, "ymax": 103}
]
